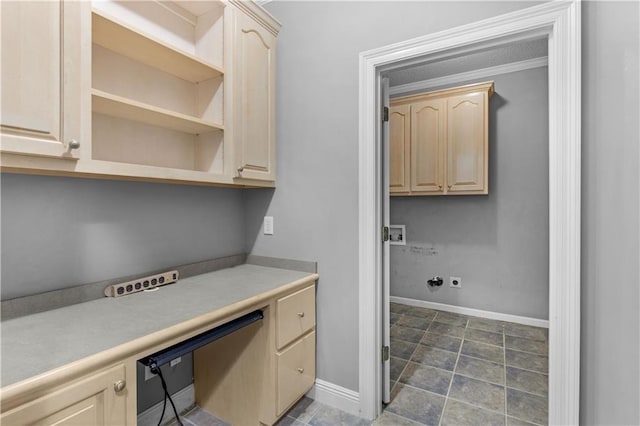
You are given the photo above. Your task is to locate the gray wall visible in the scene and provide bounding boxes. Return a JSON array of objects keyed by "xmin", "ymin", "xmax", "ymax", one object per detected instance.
[
  {"xmin": 581, "ymin": 1, "xmax": 640, "ymax": 424},
  {"xmin": 254, "ymin": 0, "xmax": 541, "ymax": 395},
  {"xmin": 1, "ymin": 174, "xmax": 245, "ymax": 300},
  {"xmin": 390, "ymin": 67, "xmax": 549, "ymax": 320},
  {"xmin": 254, "ymin": 1, "xmax": 639, "ymax": 423}
]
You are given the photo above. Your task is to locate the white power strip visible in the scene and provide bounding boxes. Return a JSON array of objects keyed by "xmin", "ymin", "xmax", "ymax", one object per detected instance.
[{"xmin": 104, "ymin": 270, "xmax": 179, "ymax": 298}]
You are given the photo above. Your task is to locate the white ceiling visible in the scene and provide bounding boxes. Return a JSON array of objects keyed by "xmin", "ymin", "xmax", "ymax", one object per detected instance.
[{"xmin": 387, "ymin": 38, "xmax": 548, "ymax": 87}]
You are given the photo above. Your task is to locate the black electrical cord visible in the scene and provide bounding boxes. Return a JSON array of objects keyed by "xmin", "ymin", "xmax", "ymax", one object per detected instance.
[
  {"xmin": 152, "ymin": 363, "xmax": 183, "ymax": 426},
  {"xmin": 157, "ymin": 392, "xmax": 167, "ymax": 426}
]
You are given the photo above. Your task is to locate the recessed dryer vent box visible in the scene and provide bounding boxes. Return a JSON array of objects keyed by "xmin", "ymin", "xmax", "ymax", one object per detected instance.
[{"xmin": 389, "ymin": 225, "xmax": 406, "ymax": 246}]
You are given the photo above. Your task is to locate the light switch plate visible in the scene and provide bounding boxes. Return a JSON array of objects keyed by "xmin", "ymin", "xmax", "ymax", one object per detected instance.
[{"xmin": 264, "ymin": 216, "xmax": 274, "ymax": 235}]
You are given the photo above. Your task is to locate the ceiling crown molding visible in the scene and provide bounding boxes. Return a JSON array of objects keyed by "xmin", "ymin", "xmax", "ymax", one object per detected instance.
[{"xmin": 390, "ymin": 56, "xmax": 548, "ymax": 97}]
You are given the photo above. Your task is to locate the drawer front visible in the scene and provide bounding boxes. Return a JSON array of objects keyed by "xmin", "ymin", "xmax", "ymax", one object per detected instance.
[
  {"xmin": 276, "ymin": 285, "xmax": 316, "ymax": 349},
  {"xmin": 276, "ymin": 331, "xmax": 316, "ymax": 415}
]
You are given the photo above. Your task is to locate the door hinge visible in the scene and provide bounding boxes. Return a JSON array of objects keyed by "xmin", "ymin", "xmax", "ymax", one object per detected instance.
[
  {"xmin": 382, "ymin": 345, "xmax": 390, "ymax": 362},
  {"xmin": 382, "ymin": 106, "xmax": 389, "ymax": 122},
  {"xmin": 382, "ymin": 226, "xmax": 389, "ymax": 242}
]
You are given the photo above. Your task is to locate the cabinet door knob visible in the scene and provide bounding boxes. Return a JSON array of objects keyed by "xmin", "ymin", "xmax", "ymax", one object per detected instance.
[
  {"xmin": 297, "ymin": 368, "xmax": 304, "ymax": 374},
  {"xmin": 438, "ymin": 185, "xmax": 442, "ymax": 190},
  {"xmin": 447, "ymin": 185, "xmax": 452, "ymax": 189},
  {"xmin": 237, "ymin": 166, "xmax": 244, "ymax": 174},
  {"xmin": 114, "ymin": 380, "xmax": 126, "ymax": 393},
  {"xmin": 67, "ymin": 139, "xmax": 80, "ymax": 150},
  {"xmin": 297, "ymin": 312, "xmax": 305, "ymax": 318}
]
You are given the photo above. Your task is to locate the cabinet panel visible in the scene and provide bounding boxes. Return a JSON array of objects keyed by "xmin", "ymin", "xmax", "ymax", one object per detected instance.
[
  {"xmin": 389, "ymin": 105, "xmax": 411, "ymax": 194},
  {"xmin": 0, "ymin": 1, "xmax": 82, "ymax": 159},
  {"xmin": 233, "ymin": 9, "xmax": 276, "ymax": 182},
  {"xmin": 447, "ymin": 92, "xmax": 487, "ymax": 193},
  {"xmin": 1, "ymin": 364, "xmax": 128, "ymax": 426},
  {"xmin": 276, "ymin": 331, "xmax": 316, "ymax": 416},
  {"xmin": 411, "ymin": 99, "xmax": 445, "ymax": 193}
]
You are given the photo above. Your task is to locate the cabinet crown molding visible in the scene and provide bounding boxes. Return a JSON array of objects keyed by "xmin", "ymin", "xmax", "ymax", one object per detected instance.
[
  {"xmin": 226, "ymin": 0, "xmax": 281, "ymax": 36},
  {"xmin": 391, "ymin": 80, "xmax": 494, "ymax": 105}
]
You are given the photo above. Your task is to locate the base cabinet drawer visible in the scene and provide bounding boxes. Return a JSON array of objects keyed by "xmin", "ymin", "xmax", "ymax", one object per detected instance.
[
  {"xmin": 1, "ymin": 364, "xmax": 129, "ymax": 426},
  {"xmin": 276, "ymin": 285, "xmax": 316, "ymax": 349},
  {"xmin": 276, "ymin": 331, "xmax": 316, "ymax": 415}
]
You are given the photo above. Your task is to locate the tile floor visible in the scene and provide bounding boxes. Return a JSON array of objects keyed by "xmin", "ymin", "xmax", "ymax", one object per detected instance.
[
  {"xmin": 174, "ymin": 303, "xmax": 549, "ymax": 426},
  {"xmin": 385, "ymin": 303, "xmax": 548, "ymax": 426}
]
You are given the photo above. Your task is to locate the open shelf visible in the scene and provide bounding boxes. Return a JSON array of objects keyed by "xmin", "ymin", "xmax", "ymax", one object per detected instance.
[
  {"xmin": 92, "ymin": 9, "xmax": 223, "ymax": 83},
  {"xmin": 92, "ymin": 89, "xmax": 223, "ymax": 134}
]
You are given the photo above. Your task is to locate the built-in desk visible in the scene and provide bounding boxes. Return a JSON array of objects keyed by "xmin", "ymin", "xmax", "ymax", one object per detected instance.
[{"xmin": 0, "ymin": 264, "xmax": 318, "ymax": 425}]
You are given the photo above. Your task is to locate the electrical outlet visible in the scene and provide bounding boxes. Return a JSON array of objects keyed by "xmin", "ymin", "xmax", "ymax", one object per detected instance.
[
  {"xmin": 144, "ymin": 365, "xmax": 156, "ymax": 381},
  {"xmin": 450, "ymin": 276, "xmax": 462, "ymax": 288},
  {"xmin": 264, "ymin": 216, "xmax": 274, "ymax": 235}
]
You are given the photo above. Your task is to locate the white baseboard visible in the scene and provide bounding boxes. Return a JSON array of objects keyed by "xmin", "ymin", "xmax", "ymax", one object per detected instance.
[
  {"xmin": 137, "ymin": 384, "xmax": 195, "ymax": 426},
  {"xmin": 390, "ymin": 296, "xmax": 549, "ymax": 328},
  {"xmin": 305, "ymin": 379, "xmax": 360, "ymax": 417}
]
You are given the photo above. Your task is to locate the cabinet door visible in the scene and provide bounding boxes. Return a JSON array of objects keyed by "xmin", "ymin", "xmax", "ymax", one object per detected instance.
[
  {"xmin": 389, "ymin": 105, "xmax": 410, "ymax": 194},
  {"xmin": 233, "ymin": 9, "xmax": 276, "ymax": 182},
  {"xmin": 446, "ymin": 92, "xmax": 488, "ymax": 193},
  {"xmin": 1, "ymin": 364, "xmax": 129, "ymax": 426},
  {"xmin": 411, "ymin": 99, "xmax": 445, "ymax": 193},
  {"xmin": 0, "ymin": 1, "xmax": 83, "ymax": 160}
]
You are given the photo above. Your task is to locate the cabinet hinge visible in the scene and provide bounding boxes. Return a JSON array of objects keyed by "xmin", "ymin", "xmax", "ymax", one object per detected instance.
[
  {"xmin": 382, "ymin": 345, "xmax": 390, "ymax": 362},
  {"xmin": 382, "ymin": 106, "xmax": 389, "ymax": 122},
  {"xmin": 382, "ymin": 226, "xmax": 389, "ymax": 242}
]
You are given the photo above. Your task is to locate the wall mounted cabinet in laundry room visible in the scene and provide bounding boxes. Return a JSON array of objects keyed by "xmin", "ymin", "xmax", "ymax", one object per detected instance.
[{"xmin": 389, "ymin": 81, "xmax": 494, "ymax": 196}]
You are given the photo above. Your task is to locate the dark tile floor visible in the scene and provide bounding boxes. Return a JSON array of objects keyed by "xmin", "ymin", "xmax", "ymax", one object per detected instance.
[
  {"xmin": 386, "ymin": 303, "xmax": 548, "ymax": 426},
  {"xmin": 175, "ymin": 303, "xmax": 549, "ymax": 426}
]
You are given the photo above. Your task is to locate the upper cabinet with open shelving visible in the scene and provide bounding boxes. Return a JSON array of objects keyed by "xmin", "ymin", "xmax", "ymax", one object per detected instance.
[
  {"xmin": 0, "ymin": 0, "xmax": 281, "ymax": 188},
  {"xmin": 90, "ymin": 1, "xmax": 227, "ymax": 177}
]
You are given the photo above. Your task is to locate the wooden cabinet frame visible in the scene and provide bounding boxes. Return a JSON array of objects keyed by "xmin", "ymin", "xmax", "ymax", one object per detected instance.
[
  {"xmin": 0, "ymin": 0, "xmax": 280, "ymax": 188},
  {"xmin": 390, "ymin": 81, "xmax": 494, "ymax": 196}
]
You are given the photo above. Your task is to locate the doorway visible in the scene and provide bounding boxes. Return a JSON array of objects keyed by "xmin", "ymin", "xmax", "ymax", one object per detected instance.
[{"xmin": 358, "ymin": 2, "xmax": 581, "ymax": 424}]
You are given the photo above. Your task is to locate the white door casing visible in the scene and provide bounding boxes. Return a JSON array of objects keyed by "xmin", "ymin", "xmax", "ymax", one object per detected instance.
[{"xmin": 358, "ymin": 1, "xmax": 581, "ymax": 424}]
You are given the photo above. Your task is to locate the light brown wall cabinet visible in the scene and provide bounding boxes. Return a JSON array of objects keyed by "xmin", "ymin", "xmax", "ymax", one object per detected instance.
[
  {"xmin": 232, "ymin": 5, "xmax": 277, "ymax": 182},
  {"xmin": 0, "ymin": 1, "xmax": 86, "ymax": 164},
  {"xmin": 0, "ymin": 0, "xmax": 280, "ymax": 188},
  {"xmin": 390, "ymin": 81, "xmax": 494, "ymax": 196}
]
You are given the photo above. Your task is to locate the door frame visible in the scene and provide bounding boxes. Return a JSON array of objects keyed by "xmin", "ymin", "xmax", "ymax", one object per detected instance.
[{"xmin": 357, "ymin": 1, "xmax": 581, "ymax": 424}]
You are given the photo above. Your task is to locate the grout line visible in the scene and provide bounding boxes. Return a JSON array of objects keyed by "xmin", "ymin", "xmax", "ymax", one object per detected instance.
[
  {"xmin": 399, "ymin": 382, "xmax": 451, "ymax": 400},
  {"xmin": 506, "ymin": 414, "xmax": 546, "ymax": 426},
  {"xmin": 445, "ymin": 395, "xmax": 507, "ymax": 417},
  {"xmin": 453, "ymin": 371, "xmax": 505, "ymax": 388},
  {"xmin": 505, "ymin": 385, "xmax": 549, "ymax": 399},
  {"xmin": 504, "ymin": 345, "xmax": 549, "ymax": 357},
  {"xmin": 438, "ymin": 317, "xmax": 468, "ymax": 426}
]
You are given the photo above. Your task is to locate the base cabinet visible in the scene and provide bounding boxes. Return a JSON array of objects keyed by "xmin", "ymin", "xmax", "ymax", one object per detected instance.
[
  {"xmin": 276, "ymin": 331, "xmax": 316, "ymax": 415},
  {"xmin": 390, "ymin": 81, "xmax": 494, "ymax": 196},
  {"xmin": 0, "ymin": 364, "xmax": 131, "ymax": 426},
  {"xmin": 193, "ymin": 283, "xmax": 317, "ymax": 425}
]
